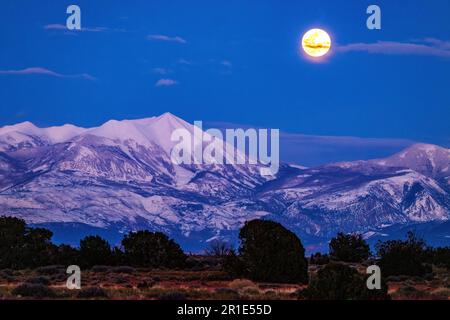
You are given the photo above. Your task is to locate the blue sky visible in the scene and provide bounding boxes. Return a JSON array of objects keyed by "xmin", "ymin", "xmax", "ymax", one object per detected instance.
[{"xmin": 1, "ymin": 0, "xmax": 449, "ymax": 152}]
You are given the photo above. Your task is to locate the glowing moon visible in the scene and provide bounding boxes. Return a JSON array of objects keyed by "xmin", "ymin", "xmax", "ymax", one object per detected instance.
[{"xmin": 301, "ymin": 28, "xmax": 331, "ymax": 58}]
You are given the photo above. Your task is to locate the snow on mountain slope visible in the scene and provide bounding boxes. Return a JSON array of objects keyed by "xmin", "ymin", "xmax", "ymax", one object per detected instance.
[
  {"xmin": 372, "ymin": 143, "xmax": 450, "ymax": 179},
  {"xmin": 0, "ymin": 121, "xmax": 86, "ymax": 151},
  {"xmin": 0, "ymin": 115, "xmax": 449, "ymax": 250},
  {"xmin": 257, "ymin": 145, "xmax": 450, "ymax": 238}
]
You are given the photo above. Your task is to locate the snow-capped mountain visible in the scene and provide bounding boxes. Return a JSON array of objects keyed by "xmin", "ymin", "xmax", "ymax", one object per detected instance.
[{"xmin": 0, "ymin": 113, "xmax": 449, "ymax": 251}]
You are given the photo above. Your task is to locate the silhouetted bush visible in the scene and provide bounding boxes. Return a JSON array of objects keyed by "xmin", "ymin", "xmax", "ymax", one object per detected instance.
[
  {"xmin": 432, "ymin": 247, "xmax": 450, "ymax": 269},
  {"xmin": 310, "ymin": 252, "xmax": 330, "ymax": 265},
  {"xmin": 137, "ymin": 280, "xmax": 155, "ymax": 289},
  {"xmin": 12, "ymin": 283, "xmax": 56, "ymax": 298},
  {"xmin": 79, "ymin": 235, "xmax": 113, "ymax": 267},
  {"xmin": 329, "ymin": 233, "xmax": 371, "ymax": 263},
  {"xmin": 54, "ymin": 244, "xmax": 80, "ymax": 266},
  {"xmin": 306, "ymin": 263, "xmax": 389, "ymax": 300},
  {"xmin": 376, "ymin": 232, "xmax": 432, "ymax": 277},
  {"xmin": 392, "ymin": 285, "xmax": 437, "ymax": 299},
  {"xmin": 0, "ymin": 269, "xmax": 16, "ymax": 282},
  {"xmin": 122, "ymin": 230, "xmax": 186, "ymax": 268},
  {"xmin": 237, "ymin": 219, "xmax": 308, "ymax": 284},
  {"xmin": 77, "ymin": 287, "xmax": 108, "ymax": 299}
]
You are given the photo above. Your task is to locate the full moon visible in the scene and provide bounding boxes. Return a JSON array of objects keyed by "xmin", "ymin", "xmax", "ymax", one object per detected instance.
[{"xmin": 301, "ymin": 28, "xmax": 331, "ymax": 58}]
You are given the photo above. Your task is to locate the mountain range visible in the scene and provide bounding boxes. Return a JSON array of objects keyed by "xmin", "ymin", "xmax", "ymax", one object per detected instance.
[{"xmin": 0, "ymin": 113, "xmax": 449, "ymax": 252}]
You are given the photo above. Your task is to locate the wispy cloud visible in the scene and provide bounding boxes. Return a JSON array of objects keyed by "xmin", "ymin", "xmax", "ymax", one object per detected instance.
[
  {"xmin": 177, "ymin": 59, "xmax": 192, "ymax": 65},
  {"xmin": 221, "ymin": 60, "xmax": 232, "ymax": 67},
  {"xmin": 336, "ymin": 39, "xmax": 450, "ymax": 58},
  {"xmin": 152, "ymin": 68, "xmax": 171, "ymax": 75},
  {"xmin": 155, "ymin": 78, "xmax": 178, "ymax": 87},
  {"xmin": 0, "ymin": 67, "xmax": 96, "ymax": 80},
  {"xmin": 205, "ymin": 121, "xmax": 417, "ymax": 167},
  {"xmin": 44, "ymin": 23, "xmax": 126, "ymax": 32},
  {"xmin": 147, "ymin": 34, "xmax": 186, "ymax": 44}
]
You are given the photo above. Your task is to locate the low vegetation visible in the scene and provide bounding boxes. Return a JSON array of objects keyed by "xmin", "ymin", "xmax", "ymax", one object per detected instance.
[{"xmin": 1, "ymin": 215, "xmax": 450, "ymax": 300}]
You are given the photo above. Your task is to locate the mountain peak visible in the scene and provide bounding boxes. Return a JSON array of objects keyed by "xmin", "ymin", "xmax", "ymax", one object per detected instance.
[
  {"xmin": 374, "ymin": 143, "xmax": 449, "ymax": 178},
  {"xmin": 0, "ymin": 121, "xmax": 40, "ymax": 135}
]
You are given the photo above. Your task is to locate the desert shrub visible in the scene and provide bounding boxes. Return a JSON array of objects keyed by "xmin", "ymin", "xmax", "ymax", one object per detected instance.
[
  {"xmin": 228, "ymin": 279, "xmax": 257, "ymax": 291},
  {"xmin": 12, "ymin": 283, "xmax": 56, "ymax": 298},
  {"xmin": 376, "ymin": 232, "xmax": 432, "ymax": 277},
  {"xmin": 0, "ymin": 269, "xmax": 14, "ymax": 276},
  {"xmin": 79, "ymin": 236, "xmax": 113, "ymax": 268},
  {"xmin": 1, "ymin": 274, "xmax": 15, "ymax": 282},
  {"xmin": 200, "ymin": 271, "xmax": 230, "ymax": 281},
  {"xmin": 329, "ymin": 233, "xmax": 371, "ymax": 263},
  {"xmin": 424, "ymin": 273, "xmax": 434, "ymax": 281},
  {"xmin": 306, "ymin": 263, "xmax": 389, "ymax": 300},
  {"xmin": 241, "ymin": 286, "xmax": 260, "ymax": 295},
  {"xmin": 113, "ymin": 276, "xmax": 127, "ymax": 284},
  {"xmin": 310, "ymin": 252, "xmax": 330, "ymax": 265},
  {"xmin": 264, "ymin": 290, "xmax": 277, "ymax": 297},
  {"xmin": 387, "ymin": 275, "xmax": 410, "ymax": 282},
  {"xmin": 433, "ymin": 247, "xmax": 450, "ymax": 269},
  {"xmin": 294, "ymin": 288, "xmax": 310, "ymax": 299},
  {"xmin": 0, "ymin": 269, "xmax": 16, "ymax": 282},
  {"xmin": 392, "ymin": 285, "xmax": 440, "ymax": 299},
  {"xmin": 111, "ymin": 266, "xmax": 136, "ymax": 274},
  {"xmin": 137, "ymin": 280, "xmax": 155, "ymax": 289},
  {"xmin": 36, "ymin": 265, "xmax": 65, "ymax": 275},
  {"xmin": 77, "ymin": 287, "xmax": 108, "ymax": 299},
  {"xmin": 237, "ymin": 220, "xmax": 308, "ymax": 284},
  {"xmin": 25, "ymin": 276, "xmax": 51, "ymax": 286},
  {"xmin": 91, "ymin": 265, "xmax": 110, "ymax": 273},
  {"xmin": 122, "ymin": 231, "xmax": 186, "ymax": 268},
  {"xmin": 431, "ymin": 288, "xmax": 450, "ymax": 299},
  {"xmin": 214, "ymin": 288, "xmax": 240, "ymax": 299},
  {"xmin": 158, "ymin": 290, "xmax": 187, "ymax": 300}
]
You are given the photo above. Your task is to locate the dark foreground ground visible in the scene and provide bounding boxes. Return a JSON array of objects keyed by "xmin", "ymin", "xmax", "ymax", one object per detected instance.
[{"xmin": 1, "ymin": 262, "xmax": 450, "ymax": 300}]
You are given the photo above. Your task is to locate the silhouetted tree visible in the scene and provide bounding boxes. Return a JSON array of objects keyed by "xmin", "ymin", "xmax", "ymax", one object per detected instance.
[
  {"xmin": 376, "ymin": 231, "xmax": 431, "ymax": 277},
  {"xmin": 329, "ymin": 233, "xmax": 371, "ymax": 263},
  {"xmin": 0, "ymin": 216, "xmax": 28, "ymax": 268},
  {"xmin": 121, "ymin": 231, "xmax": 186, "ymax": 268},
  {"xmin": 79, "ymin": 235, "xmax": 113, "ymax": 267},
  {"xmin": 0, "ymin": 216, "xmax": 56, "ymax": 268},
  {"xmin": 237, "ymin": 219, "xmax": 308, "ymax": 284},
  {"xmin": 22, "ymin": 227, "xmax": 56, "ymax": 267}
]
